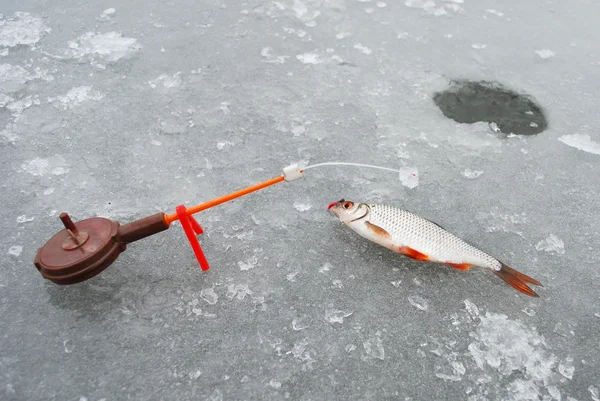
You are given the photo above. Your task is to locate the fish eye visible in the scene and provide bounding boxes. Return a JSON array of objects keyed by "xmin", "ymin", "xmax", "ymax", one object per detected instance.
[{"xmin": 342, "ymin": 201, "xmax": 353, "ymax": 209}]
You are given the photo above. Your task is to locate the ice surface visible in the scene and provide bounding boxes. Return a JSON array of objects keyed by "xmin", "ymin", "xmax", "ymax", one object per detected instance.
[{"xmin": 2, "ymin": 0, "xmax": 599, "ymax": 400}]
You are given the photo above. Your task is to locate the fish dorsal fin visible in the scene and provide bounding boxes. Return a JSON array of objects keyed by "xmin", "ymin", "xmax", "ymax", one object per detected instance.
[
  {"xmin": 429, "ymin": 219, "xmax": 446, "ymax": 230},
  {"xmin": 365, "ymin": 221, "xmax": 391, "ymax": 239}
]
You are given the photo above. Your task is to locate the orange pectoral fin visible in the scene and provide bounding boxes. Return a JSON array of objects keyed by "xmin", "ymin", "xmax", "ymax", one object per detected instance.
[
  {"xmin": 365, "ymin": 221, "xmax": 391, "ymax": 239},
  {"xmin": 398, "ymin": 246, "xmax": 430, "ymax": 261},
  {"xmin": 445, "ymin": 263, "xmax": 474, "ymax": 271}
]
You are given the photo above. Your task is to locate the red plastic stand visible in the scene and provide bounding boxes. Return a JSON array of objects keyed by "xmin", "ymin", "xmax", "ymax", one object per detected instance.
[{"xmin": 176, "ymin": 205, "xmax": 210, "ymax": 271}]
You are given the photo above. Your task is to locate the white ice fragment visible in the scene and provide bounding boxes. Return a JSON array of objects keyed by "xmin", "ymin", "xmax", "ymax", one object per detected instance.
[
  {"xmin": 377, "ymin": 2, "xmax": 387, "ymax": 7},
  {"xmin": 408, "ymin": 295, "xmax": 428, "ymax": 311},
  {"xmin": 292, "ymin": 318, "xmax": 308, "ymax": 330},
  {"xmin": 325, "ymin": 308, "xmax": 353, "ymax": 324},
  {"xmin": 220, "ymin": 101, "xmax": 230, "ymax": 115},
  {"xmin": 590, "ymin": 386, "xmax": 600, "ymax": 401},
  {"xmin": 16, "ymin": 215, "xmax": 34, "ymax": 223},
  {"xmin": 469, "ymin": 312, "xmax": 559, "ymax": 392},
  {"xmin": 0, "ymin": 93, "xmax": 13, "ymax": 107},
  {"xmin": 486, "ymin": 9, "xmax": 504, "ymax": 17},
  {"xmin": 189, "ymin": 369, "xmax": 202, "ymax": 379},
  {"xmin": 435, "ymin": 361, "xmax": 466, "ymax": 381},
  {"xmin": 471, "ymin": 44, "xmax": 487, "ymax": 49},
  {"xmin": 238, "ymin": 255, "xmax": 258, "ymax": 271},
  {"xmin": 353, "ymin": 43, "xmax": 372, "ymax": 55},
  {"xmin": 558, "ymin": 357, "xmax": 574, "ymax": 379},
  {"xmin": 289, "ymin": 339, "xmax": 308, "ymax": 359},
  {"xmin": 553, "ymin": 322, "xmax": 574, "ymax": 338},
  {"xmin": 291, "ymin": 125, "xmax": 305, "ymax": 136},
  {"xmin": 67, "ymin": 31, "xmax": 141, "ymax": 62},
  {"xmin": 547, "ymin": 386, "xmax": 560, "ymax": 400},
  {"xmin": 151, "ymin": 140, "xmax": 162, "ymax": 146},
  {"xmin": 522, "ymin": 308, "xmax": 536, "ymax": 317},
  {"xmin": 535, "ymin": 49, "xmax": 555, "ymax": 59},
  {"xmin": 463, "ymin": 169, "xmax": 483, "ymax": 179},
  {"xmin": 336, "ymin": 32, "xmax": 350, "ymax": 39},
  {"xmin": 0, "ymin": 48, "xmax": 8, "ymax": 56},
  {"xmin": 49, "ymin": 86, "xmax": 104, "ymax": 110},
  {"xmin": 296, "ymin": 52, "xmax": 321, "ymax": 64},
  {"xmin": 363, "ymin": 333, "xmax": 384, "ymax": 360},
  {"xmin": 345, "ymin": 344, "xmax": 357, "ymax": 353},
  {"xmin": 405, "ymin": 0, "xmax": 435, "ymax": 10},
  {"xmin": 293, "ymin": 202, "xmax": 311, "ymax": 212},
  {"xmin": 399, "ymin": 166, "xmax": 419, "ymax": 188},
  {"xmin": 536, "ymin": 234, "xmax": 565, "ymax": 255},
  {"xmin": 97, "ymin": 8, "xmax": 116, "ymax": 21},
  {"xmin": 216, "ymin": 141, "xmax": 234, "ymax": 150},
  {"xmin": 43, "ymin": 188, "xmax": 55, "ymax": 195},
  {"xmin": 21, "ymin": 157, "xmax": 49, "ymax": 176},
  {"xmin": 268, "ymin": 379, "xmax": 281, "ymax": 389},
  {"xmin": 319, "ymin": 263, "xmax": 332, "ymax": 273},
  {"xmin": 226, "ymin": 284, "xmax": 252, "ymax": 300},
  {"xmin": 286, "ymin": 272, "xmax": 298, "ymax": 282},
  {"xmin": 7, "ymin": 245, "xmax": 22, "ymax": 257},
  {"xmin": 200, "ymin": 288, "xmax": 218, "ymax": 305},
  {"xmin": 63, "ymin": 340, "xmax": 72, "ymax": 353},
  {"xmin": 0, "ymin": 63, "xmax": 49, "ymax": 86},
  {"xmin": 148, "ymin": 73, "xmax": 181, "ymax": 89},
  {"xmin": 558, "ymin": 134, "xmax": 600, "ymax": 155},
  {"xmin": 391, "ymin": 280, "xmax": 401, "ymax": 287},
  {"xmin": 463, "ymin": 300, "xmax": 479, "ymax": 318},
  {"xmin": 0, "ymin": 12, "xmax": 51, "ymax": 47}
]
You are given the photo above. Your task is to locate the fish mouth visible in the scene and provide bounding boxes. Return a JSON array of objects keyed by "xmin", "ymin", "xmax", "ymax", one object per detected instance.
[{"xmin": 328, "ymin": 199, "xmax": 345, "ymax": 210}]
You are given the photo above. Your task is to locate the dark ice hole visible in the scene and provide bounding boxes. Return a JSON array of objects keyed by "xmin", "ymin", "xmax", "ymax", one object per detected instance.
[{"xmin": 433, "ymin": 80, "xmax": 547, "ymax": 136}]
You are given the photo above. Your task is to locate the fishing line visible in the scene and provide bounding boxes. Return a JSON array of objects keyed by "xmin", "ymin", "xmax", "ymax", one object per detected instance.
[{"xmin": 303, "ymin": 162, "xmax": 400, "ymax": 174}]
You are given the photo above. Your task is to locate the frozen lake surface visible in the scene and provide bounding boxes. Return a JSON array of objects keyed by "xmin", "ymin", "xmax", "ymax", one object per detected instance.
[{"xmin": 1, "ymin": 0, "xmax": 599, "ymax": 400}]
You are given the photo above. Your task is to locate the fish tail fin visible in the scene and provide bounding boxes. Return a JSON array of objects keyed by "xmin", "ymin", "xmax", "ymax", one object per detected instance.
[{"xmin": 492, "ymin": 262, "xmax": 542, "ymax": 297}]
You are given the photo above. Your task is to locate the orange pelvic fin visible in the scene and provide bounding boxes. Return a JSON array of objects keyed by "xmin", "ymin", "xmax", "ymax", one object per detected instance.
[
  {"xmin": 365, "ymin": 221, "xmax": 391, "ymax": 239},
  {"xmin": 493, "ymin": 263, "xmax": 542, "ymax": 297},
  {"xmin": 445, "ymin": 263, "xmax": 473, "ymax": 271},
  {"xmin": 398, "ymin": 246, "xmax": 430, "ymax": 261}
]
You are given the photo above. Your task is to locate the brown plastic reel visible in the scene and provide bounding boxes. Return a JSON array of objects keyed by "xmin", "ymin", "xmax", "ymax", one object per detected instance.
[{"xmin": 34, "ymin": 212, "xmax": 170, "ymax": 285}]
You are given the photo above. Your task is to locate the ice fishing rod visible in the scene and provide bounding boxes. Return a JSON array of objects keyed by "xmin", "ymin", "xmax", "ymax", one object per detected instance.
[{"xmin": 33, "ymin": 162, "xmax": 403, "ymax": 285}]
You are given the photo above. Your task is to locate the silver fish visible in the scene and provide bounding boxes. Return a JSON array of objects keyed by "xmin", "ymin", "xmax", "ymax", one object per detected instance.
[{"xmin": 329, "ymin": 199, "xmax": 542, "ymax": 297}]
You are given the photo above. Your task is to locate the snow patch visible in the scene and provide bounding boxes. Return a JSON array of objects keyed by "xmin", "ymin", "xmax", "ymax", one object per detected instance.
[
  {"xmin": 7, "ymin": 245, "xmax": 22, "ymax": 257},
  {"xmin": 0, "ymin": 12, "xmax": 50, "ymax": 48},
  {"xmin": 293, "ymin": 202, "xmax": 311, "ymax": 212},
  {"xmin": 408, "ymin": 295, "xmax": 428, "ymax": 311},
  {"xmin": 558, "ymin": 134, "xmax": 600, "ymax": 155},
  {"xmin": 21, "ymin": 157, "xmax": 49, "ymax": 176},
  {"xmin": 97, "ymin": 8, "xmax": 116, "ymax": 22},
  {"xmin": 200, "ymin": 288, "xmax": 218, "ymax": 305},
  {"xmin": 296, "ymin": 52, "xmax": 321, "ymax": 64},
  {"xmin": 149, "ymin": 73, "xmax": 182, "ymax": 89},
  {"xmin": 353, "ymin": 43, "xmax": 372, "ymax": 55},
  {"xmin": 463, "ymin": 169, "xmax": 483, "ymax": 179},
  {"xmin": 363, "ymin": 332, "xmax": 385, "ymax": 360},
  {"xmin": 325, "ymin": 308, "xmax": 353, "ymax": 324},
  {"xmin": 536, "ymin": 234, "xmax": 565, "ymax": 255},
  {"xmin": 67, "ymin": 31, "xmax": 141, "ymax": 63},
  {"xmin": 535, "ymin": 49, "xmax": 555, "ymax": 59},
  {"xmin": 48, "ymin": 86, "xmax": 104, "ymax": 110}
]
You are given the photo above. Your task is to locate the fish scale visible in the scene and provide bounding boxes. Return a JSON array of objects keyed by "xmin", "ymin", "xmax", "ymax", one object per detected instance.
[{"xmin": 367, "ymin": 203, "xmax": 501, "ymax": 270}]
